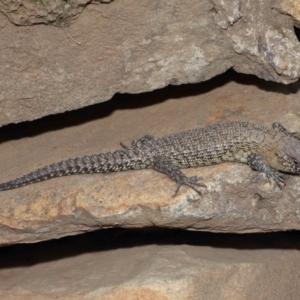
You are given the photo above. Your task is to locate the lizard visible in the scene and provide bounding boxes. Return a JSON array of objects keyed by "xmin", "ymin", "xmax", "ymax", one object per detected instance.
[{"xmin": 0, "ymin": 121, "xmax": 300, "ymax": 194}]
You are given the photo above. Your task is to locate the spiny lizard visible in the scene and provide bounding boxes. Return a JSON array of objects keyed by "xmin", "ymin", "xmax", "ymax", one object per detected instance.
[{"xmin": 1, "ymin": 121, "xmax": 300, "ymax": 193}]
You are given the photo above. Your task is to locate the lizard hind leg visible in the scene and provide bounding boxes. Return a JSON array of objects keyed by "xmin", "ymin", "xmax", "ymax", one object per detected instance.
[{"xmin": 153, "ymin": 156, "xmax": 206, "ymax": 196}]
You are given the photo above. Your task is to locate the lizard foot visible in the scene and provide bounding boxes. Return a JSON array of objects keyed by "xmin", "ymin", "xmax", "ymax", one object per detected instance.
[
  {"xmin": 265, "ymin": 170, "xmax": 285, "ymax": 189},
  {"xmin": 174, "ymin": 175, "xmax": 207, "ymax": 196},
  {"xmin": 252, "ymin": 169, "xmax": 285, "ymax": 189},
  {"xmin": 248, "ymin": 153, "xmax": 285, "ymax": 189},
  {"xmin": 152, "ymin": 156, "xmax": 206, "ymax": 196}
]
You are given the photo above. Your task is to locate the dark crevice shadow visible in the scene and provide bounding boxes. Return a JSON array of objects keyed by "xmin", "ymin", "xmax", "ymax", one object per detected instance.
[
  {"xmin": 229, "ymin": 70, "xmax": 300, "ymax": 94},
  {"xmin": 0, "ymin": 70, "xmax": 232, "ymax": 143},
  {"xmin": 0, "ymin": 228, "xmax": 300, "ymax": 269},
  {"xmin": 294, "ymin": 26, "xmax": 300, "ymax": 42},
  {"xmin": 0, "ymin": 69, "xmax": 299, "ymax": 144}
]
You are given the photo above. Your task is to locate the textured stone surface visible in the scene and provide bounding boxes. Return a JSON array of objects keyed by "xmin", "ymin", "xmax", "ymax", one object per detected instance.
[
  {"xmin": 213, "ymin": 0, "xmax": 300, "ymax": 83},
  {"xmin": 0, "ymin": 0, "xmax": 231, "ymax": 126},
  {"xmin": 0, "ymin": 0, "xmax": 116, "ymax": 25},
  {"xmin": 0, "ymin": 0, "xmax": 89, "ymax": 26},
  {"xmin": 1, "ymin": 0, "xmax": 300, "ymax": 126},
  {"xmin": 0, "ymin": 230, "xmax": 299, "ymax": 299},
  {"xmin": 275, "ymin": 0, "xmax": 300, "ymax": 25},
  {"xmin": 0, "ymin": 72, "xmax": 300, "ymax": 245}
]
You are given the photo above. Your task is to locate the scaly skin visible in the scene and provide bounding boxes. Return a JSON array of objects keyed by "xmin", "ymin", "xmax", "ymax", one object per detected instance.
[{"xmin": 0, "ymin": 121, "xmax": 300, "ymax": 193}]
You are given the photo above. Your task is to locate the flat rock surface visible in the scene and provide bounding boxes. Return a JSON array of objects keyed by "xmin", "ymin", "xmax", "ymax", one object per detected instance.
[
  {"xmin": 1, "ymin": 0, "xmax": 300, "ymax": 126},
  {"xmin": 1, "ymin": 72, "xmax": 300, "ymax": 245},
  {"xmin": 0, "ymin": 0, "xmax": 231, "ymax": 126},
  {"xmin": 0, "ymin": 230, "xmax": 299, "ymax": 299}
]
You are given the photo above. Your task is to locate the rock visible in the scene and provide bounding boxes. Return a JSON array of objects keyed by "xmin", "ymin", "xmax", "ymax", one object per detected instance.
[
  {"xmin": 0, "ymin": 72, "xmax": 300, "ymax": 245},
  {"xmin": 0, "ymin": 0, "xmax": 89, "ymax": 26},
  {"xmin": 213, "ymin": 0, "xmax": 300, "ymax": 83},
  {"xmin": 0, "ymin": 230, "xmax": 299, "ymax": 299},
  {"xmin": 0, "ymin": 0, "xmax": 115, "ymax": 26},
  {"xmin": 1, "ymin": 0, "xmax": 300, "ymax": 126}
]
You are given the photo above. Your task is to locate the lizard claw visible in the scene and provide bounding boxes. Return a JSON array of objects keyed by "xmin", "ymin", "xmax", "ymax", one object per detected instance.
[
  {"xmin": 253, "ymin": 170, "xmax": 285, "ymax": 189},
  {"xmin": 174, "ymin": 175, "xmax": 207, "ymax": 196},
  {"xmin": 266, "ymin": 170, "xmax": 285, "ymax": 189},
  {"xmin": 248, "ymin": 153, "xmax": 285, "ymax": 189}
]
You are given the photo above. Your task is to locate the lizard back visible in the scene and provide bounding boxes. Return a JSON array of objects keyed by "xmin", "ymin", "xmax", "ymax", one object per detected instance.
[{"xmin": 155, "ymin": 121, "xmax": 275, "ymax": 167}]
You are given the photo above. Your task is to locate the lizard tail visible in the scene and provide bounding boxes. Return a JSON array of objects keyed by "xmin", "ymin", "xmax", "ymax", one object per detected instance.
[{"xmin": 0, "ymin": 149, "xmax": 148, "ymax": 191}]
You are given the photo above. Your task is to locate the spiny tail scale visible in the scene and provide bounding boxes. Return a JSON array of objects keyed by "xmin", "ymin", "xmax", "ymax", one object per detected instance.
[{"xmin": 0, "ymin": 149, "xmax": 149, "ymax": 191}]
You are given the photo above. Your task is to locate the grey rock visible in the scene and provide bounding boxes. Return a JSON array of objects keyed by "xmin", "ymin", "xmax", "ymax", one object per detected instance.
[{"xmin": 0, "ymin": 0, "xmax": 300, "ymax": 126}]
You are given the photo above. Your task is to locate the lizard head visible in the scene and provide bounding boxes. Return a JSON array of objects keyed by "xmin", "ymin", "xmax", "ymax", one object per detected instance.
[{"xmin": 276, "ymin": 136, "xmax": 300, "ymax": 173}]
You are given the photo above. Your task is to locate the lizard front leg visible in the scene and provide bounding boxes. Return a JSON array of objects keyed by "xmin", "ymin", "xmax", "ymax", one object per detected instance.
[
  {"xmin": 153, "ymin": 156, "xmax": 206, "ymax": 196},
  {"xmin": 247, "ymin": 153, "xmax": 285, "ymax": 188}
]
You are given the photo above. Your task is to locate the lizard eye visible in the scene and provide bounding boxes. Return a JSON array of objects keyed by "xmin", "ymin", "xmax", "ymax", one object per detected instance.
[{"xmin": 293, "ymin": 160, "xmax": 300, "ymax": 170}]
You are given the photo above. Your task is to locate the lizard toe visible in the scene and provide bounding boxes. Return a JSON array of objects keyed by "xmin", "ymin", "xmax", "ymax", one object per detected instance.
[
  {"xmin": 266, "ymin": 171, "xmax": 285, "ymax": 189},
  {"xmin": 173, "ymin": 175, "xmax": 207, "ymax": 196}
]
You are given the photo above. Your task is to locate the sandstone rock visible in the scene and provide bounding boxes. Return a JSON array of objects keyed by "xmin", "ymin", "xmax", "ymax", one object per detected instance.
[
  {"xmin": 1, "ymin": 0, "xmax": 300, "ymax": 126},
  {"xmin": 0, "ymin": 0, "xmax": 89, "ymax": 26},
  {"xmin": 0, "ymin": 72, "xmax": 300, "ymax": 245},
  {"xmin": 0, "ymin": 230, "xmax": 299, "ymax": 299},
  {"xmin": 213, "ymin": 0, "xmax": 300, "ymax": 83},
  {"xmin": 0, "ymin": 0, "xmax": 115, "ymax": 26}
]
